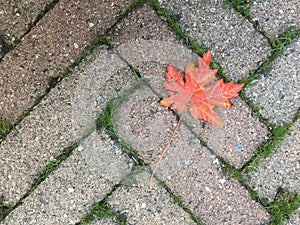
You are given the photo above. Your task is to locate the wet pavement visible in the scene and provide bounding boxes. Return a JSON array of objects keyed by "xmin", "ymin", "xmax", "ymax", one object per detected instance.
[{"xmin": 0, "ymin": 0, "xmax": 299, "ymax": 224}]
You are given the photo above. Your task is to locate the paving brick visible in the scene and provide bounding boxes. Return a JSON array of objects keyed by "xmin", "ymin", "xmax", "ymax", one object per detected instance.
[
  {"xmin": 284, "ymin": 207, "xmax": 300, "ymax": 225},
  {"xmin": 244, "ymin": 119, "xmax": 300, "ymax": 203},
  {"xmin": 108, "ymin": 4, "xmax": 200, "ymax": 75},
  {"xmin": 250, "ymin": 0, "xmax": 300, "ymax": 37},
  {"xmin": 107, "ymin": 170, "xmax": 197, "ymax": 225},
  {"xmin": 0, "ymin": 0, "xmax": 56, "ymax": 46},
  {"xmin": 185, "ymin": 97, "xmax": 270, "ymax": 169},
  {"xmin": 0, "ymin": 47, "xmax": 135, "ymax": 206},
  {"xmin": 114, "ymin": 85, "xmax": 270, "ymax": 224},
  {"xmin": 88, "ymin": 218, "xmax": 119, "ymax": 225},
  {"xmin": 245, "ymin": 37, "xmax": 300, "ymax": 126},
  {"xmin": 109, "ymin": 4, "xmax": 179, "ymax": 46},
  {"xmin": 0, "ymin": 0, "xmax": 131, "ymax": 123},
  {"xmin": 1, "ymin": 130, "xmax": 132, "ymax": 225},
  {"xmin": 158, "ymin": 0, "xmax": 271, "ymax": 80}
]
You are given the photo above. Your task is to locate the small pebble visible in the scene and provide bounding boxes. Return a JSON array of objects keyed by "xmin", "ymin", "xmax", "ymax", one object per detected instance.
[
  {"xmin": 235, "ymin": 144, "xmax": 242, "ymax": 153},
  {"xmin": 77, "ymin": 146, "xmax": 84, "ymax": 152},
  {"xmin": 219, "ymin": 178, "xmax": 226, "ymax": 184},
  {"xmin": 205, "ymin": 187, "xmax": 211, "ymax": 192}
]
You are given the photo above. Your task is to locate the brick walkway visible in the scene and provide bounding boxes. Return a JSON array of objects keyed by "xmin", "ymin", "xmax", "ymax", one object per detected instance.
[{"xmin": 0, "ymin": 0, "xmax": 299, "ymax": 224}]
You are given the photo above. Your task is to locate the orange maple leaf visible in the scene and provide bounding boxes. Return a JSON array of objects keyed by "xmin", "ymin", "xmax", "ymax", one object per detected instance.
[{"xmin": 160, "ymin": 51, "xmax": 244, "ymax": 126}]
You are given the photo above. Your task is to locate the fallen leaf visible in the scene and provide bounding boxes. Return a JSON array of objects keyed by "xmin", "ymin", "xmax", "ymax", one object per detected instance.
[{"xmin": 160, "ymin": 51, "xmax": 244, "ymax": 126}]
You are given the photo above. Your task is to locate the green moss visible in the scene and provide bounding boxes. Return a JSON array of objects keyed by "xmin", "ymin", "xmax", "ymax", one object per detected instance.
[
  {"xmin": 267, "ymin": 191, "xmax": 300, "ymax": 225},
  {"xmin": 0, "ymin": 197, "xmax": 13, "ymax": 221},
  {"xmin": 0, "ymin": 119, "xmax": 12, "ymax": 136},
  {"xmin": 147, "ymin": 0, "xmax": 230, "ymax": 82},
  {"xmin": 148, "ymin": 0, "xmax": 206, "ymax": 57},
  {"xmin": 223, "ymin": 0, "xmax": 251, "ymax": 17},
  {"xmin": 241, "ymin": 119, "xmax": 294, "ymax": 174},
  {"xmin": 27, "ymin": 142, "xmax": 78, "ymax": 195},
  {"xmin": 95, "ymin": 87, "xmax": 147, "ymax": 167},
  {"xmin": 78, "ymin": 201, "xmax": 118, "ymax": 225},
  {"xmin": 268, "ymin": 29, "xmax": 299, "ymax": 55},
  {"xmin": 157, "ymin": 179, "xmax": 204, "ymax": 225}
]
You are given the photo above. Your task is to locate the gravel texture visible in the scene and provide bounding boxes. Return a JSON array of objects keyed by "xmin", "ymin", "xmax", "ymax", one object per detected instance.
[
  {"xmin": 186, "ymin": 97, "xmax": 270, "ymax": 169},
  {"xmin": 0, "ymin": 47, "xmax": 135, "ymax": 206},
  {"xmin": 107, "ymin": 170, "xmax": 197, "ymax": 225},
  {"xmin": 109, "ymin": 4, "xmax": 179, "ymax": 46},
  {"xmin": 0, "ymin": 0, "xmax": 55, "ymax": 46},
  {"xmin": 88, "ymin": 218, "xmax": 119, "ymax": 225},
  {"xmin": 245, "ymin": 37, "xmax": 300, "ymax": 126},
  {"xmin": 244, "ymin": 119, "xmax": 300, "ymax": 203},
  {"xmin": 158, "ymin": 0, "xmax": 271, "ymax": 81},
  {"xmin": 1, "ymin": 130, "xmax": 132, "ymax": 225},
  {"xmin": 284, "ymin": 207, "xmax": 300, "ymax": 225},
  {"xmin": 250, "ymin": 0, "xmax": 300, "ymax": 37},
  {"xmin": 108, "ymin": 4, "xmax": 199, "ymax": 77},
  {"xmin": 114, "ymin": 85, "xmax": 270, "ymax": 224},
  {"xmin": 0, "ymin": 0, "xmax": 131, "ymax": 123}
]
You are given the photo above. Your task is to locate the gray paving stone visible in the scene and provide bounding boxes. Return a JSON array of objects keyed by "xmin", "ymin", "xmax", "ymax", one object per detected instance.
[
  {"xmin": 107, "ymin": 170, "xmax": 197, "ymax": 225},
  {"xmin": 284, "ymin": 207, "xmax": 300, "ymax": 225},
  {"xmin": 88, "ymin": 218, "xmax": 118, "ymax": 225},
  {"xmin": 245, "ymin": 37, "xmax": 300, "ymax": 126},
  {"xmin": 1, "ymin": 130, "xmax": 132, "ymax": 225},
  {"xmin": 114, "ymin": 85, "xmax": 270, "ymax": 224},
  {"xmin": 0, "ymin": 0, "xmax": 55, "ymax": 46},
  {"xmin": 250, "ymin": 0, "xmax": 300, "ymax": 37},
  {"xmin": 0, "ymin": 47, "xmax": 135, "ymax": 206},
  {"xmin": 108, "ymin": 3, "xmax": 196, "ymax": 75},
  {"xmin": 244, "ymin": 119, "xmax": 300, "ymax": 203},
  {"xmin": 158, "ymin": 0, "xmax": 271, "ymax": 80},
  {"xmin": 109, "ymin": 4, "xmax": 180, "ymax": 46},
  {"xmin": 184, "ymin": 97, "xmax": 270, "ymax": 169},
  {"xmin": 0, "ymin": 0, "xmax": 131, "ymax": 123}
]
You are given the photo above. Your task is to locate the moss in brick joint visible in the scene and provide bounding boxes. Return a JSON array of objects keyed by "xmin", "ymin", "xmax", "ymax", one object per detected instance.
[
  {"xmin": 0, "ymin": 119, "xmax": 12, "ymax": 136},
  {"xmin": 157, "ymin": 178, "xmax": 205, "ymax": 225},
  {"xmin": 267, "ymin": 191, "xmax": 300, "ymax": 225},
  {"xmin": 223, "ymin": 0, "xmax": 251, "ymax": 17},
  {"xmin": 0, "ymin": 142, "xmax": 78, "ymax": 222},
  {"xmin": 0, "ymin": 197, "xmax": 13, "ymax": 222},
  {"xmin": 95, "ymin": 82, "xmax": 148, "ymax": 167},
  {"xmin": 143, "ymin": 1, "xmax": 300, "ymax": 224},
  {"xmin": 147, "ymin": 0, "xmax": 231, "ymax": 83},
  {"xmin": 77, "ymin": 200, "xmax": 120, "ymax": 225}
]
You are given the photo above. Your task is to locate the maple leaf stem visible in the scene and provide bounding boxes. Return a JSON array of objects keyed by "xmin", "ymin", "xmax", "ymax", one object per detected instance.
[{"xmin": 149, "ymin": 111, "xmax": 186, "ymax": 189}]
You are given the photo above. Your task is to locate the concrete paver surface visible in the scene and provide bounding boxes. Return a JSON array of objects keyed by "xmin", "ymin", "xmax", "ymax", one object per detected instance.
[
  {"xmin": 0, "ymin": 47, "xmax": 135, "ymax": 206},
  {"xmin": 158, "ymin": 0, "xmax": 271, "ymax": 80},
  {"xmin": 250, "ymin": 0, "xmax": 300, "ymax": 37},
  {"xmin": 0, "ymin": 0, "xmax": 299, "ymax": 224},
  {"xmin": 0, "ymin": 0, "xmax": 131, "ymax": 123},
  {"xmin": 0, "ymin": 0, "xmax": 55, "ymax": 46},
  {"xmin": 245, "ymin": 37, "xmax": 300, "ymax": 126}
]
